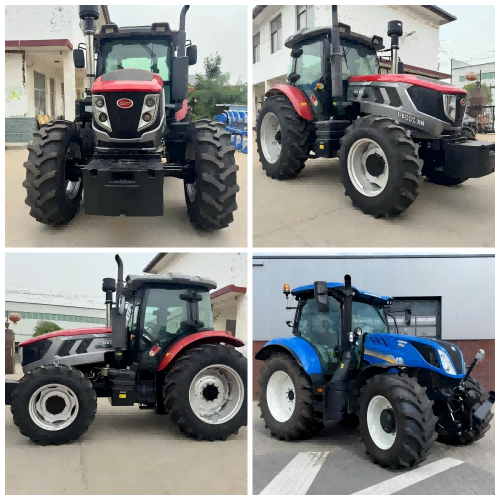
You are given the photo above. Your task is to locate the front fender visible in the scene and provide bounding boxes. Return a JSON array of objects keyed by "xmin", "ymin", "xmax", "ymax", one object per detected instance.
[
  {"xmin": 157, "ymin": 331, "xmax": 244, "ymax": 371},
  {"xmin": 265, "ymin": 84, "xmax": 313, "ymax": 121},
  {"xmin": 255, "ymin": 337, "xmax": 322, "ymax": 375}
]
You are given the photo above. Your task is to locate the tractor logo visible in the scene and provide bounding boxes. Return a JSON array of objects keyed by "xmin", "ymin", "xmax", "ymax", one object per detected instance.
[
  {"xmin": 395, "ymin": 357, "xmax": 404, "ymax": 364},
  {"xmin": 117, "ymin": 98, "xmax": 133, "ymax": 109},
  {"xmin": 460, "ymin": 98, "xmax": 466, "ymax": 106},
  {"xmin": 397, "ymin": 341, "xmax": 407, "ymax": 347}
]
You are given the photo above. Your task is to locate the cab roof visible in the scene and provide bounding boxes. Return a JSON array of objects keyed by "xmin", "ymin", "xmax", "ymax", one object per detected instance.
[
  {"xmin": 125, "ymin": 273, "xmax": 217, "ymax": 291},
  {"xmin": 95, "ymin": 24, "xmax": 178, "ymax": 48},
  {"xmin": 292, "ymin": 282, "xmax": 392, "ymax": 305}
]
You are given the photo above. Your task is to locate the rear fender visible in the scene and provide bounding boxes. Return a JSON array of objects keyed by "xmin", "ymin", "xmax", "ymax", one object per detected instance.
[
  {"xmin": 157, "ymin": 331, "xmax": 244, "ymax": 371},
  {"xmin": 255, "ymin": 337, "xmax": 322, "ymax": 375},
  {"xmin": 265, "ymin": 84, "xmax": 313, "ymax": 121}
]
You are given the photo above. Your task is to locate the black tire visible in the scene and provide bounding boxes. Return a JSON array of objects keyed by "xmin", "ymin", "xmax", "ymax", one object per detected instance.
[
  {"xmin": 258, "ymin": 352, "xmax": 322, "ymax": 440},
  {"xmin": 436, "ymin": 376, "xmax": 494, "ymax": 445},
  {"xmin": 184, "ymin": 119, "xmax": 239, "ymax": 229},
  {"xmin": 155, "ymin": 371, "xmax": 167, "ymax": 414},
  {"xmin": 163, "ymin": 344, "xmax": 247, "ymax": 441},
  {"xmin": 339, "ymin": 116, "xmax": 423, "ymax": 217},
  {"xmin": 23, "ymin": 120, "xmax": 83, "ymax": 225},
  {"xmin": 359, "ymin": 373, "xmax": 437, "ymax": 469},
  {"xmin": 11, "ymin": 365, "xmax": 97, "ymax": 446},
  {"xmin": 256, "ymin": 95, "xmax": 313, "ymax": 179}
]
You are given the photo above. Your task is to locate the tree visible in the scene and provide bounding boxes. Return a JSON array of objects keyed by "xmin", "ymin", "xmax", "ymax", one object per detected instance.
[
  {"xmin": 463, "ymin": 82, "xmax": 493, "ymax": 105},
  {"xmin": 189, "ymin": 52, "xmax": 247, "ymax": 120},
  {"xmin": 33, "ymin": 320, "xmax": 62, "ymax": 337}
]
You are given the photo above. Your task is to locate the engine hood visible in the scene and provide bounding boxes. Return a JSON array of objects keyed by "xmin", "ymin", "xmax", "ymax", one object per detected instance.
[
  {"xmin": 363, "ymin": 332, "xmax": 465, "ymax": 378},
  {"xmin": 19, "ymin": 327, "xmax": 112, "ymax": 347}
]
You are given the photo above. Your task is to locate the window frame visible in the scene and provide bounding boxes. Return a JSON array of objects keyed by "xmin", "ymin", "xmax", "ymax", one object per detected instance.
[
  {"xmin": 253, "ymin": 32, "xmax": 260, "ymax": 64},
  {"xmin": 296, "ymin": 5, "xmax": 314, "ymax": 31},
  {"xmin": 270, "ymin": 14, "xmax": 282, "ymax": 54}
]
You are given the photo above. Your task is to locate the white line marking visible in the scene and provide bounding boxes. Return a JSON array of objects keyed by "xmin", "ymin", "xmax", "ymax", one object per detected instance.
[
  {"xmin": 259, "ymin": 451, "xmax": 330, "ymax": 495},
  {"xmin": 352, "ymin": 457, "xmax": 463, "ymax": 495}
]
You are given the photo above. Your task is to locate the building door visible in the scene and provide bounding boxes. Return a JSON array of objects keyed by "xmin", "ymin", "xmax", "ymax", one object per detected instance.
[
  {"xmin": 388, "ymin": 297, "xmax": 442, "ymax": 339},
  {"xmin": 50, "ymin": 78, "xmax": 56, "ymax": 118},
  {"xmin": 34, "ymin": 71, "xmax": 46, "ymax": 115}
]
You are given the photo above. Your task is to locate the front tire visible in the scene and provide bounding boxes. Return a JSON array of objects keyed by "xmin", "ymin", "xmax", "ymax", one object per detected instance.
[
  {"xmin": 256, "ymin": 95, "xmax": 313, "ymax": 179},
  {"xmin": 339, "ymin": 116, "xmax": 423, "ymax": 217},
  {"xmin": 163, "ymin": 344, "xmax": 247, "ymax": 441},
  {"xmin": 11, "ymin": 365, "xmax": 97, "ymax": 445},
  {"xmin": 23, "ymin": 120, "xmax": 83, "ymax": 225},
  {"xmin": 184, "ymin": 119, "xmax": 239, "ymax": 229},
  {"xmin": 359, "ymin": 373, "xmax": 437, "ymax": 468},
  {"xmin": 259, "ymin": 352, "xmax": 321, "ymax": 440}
]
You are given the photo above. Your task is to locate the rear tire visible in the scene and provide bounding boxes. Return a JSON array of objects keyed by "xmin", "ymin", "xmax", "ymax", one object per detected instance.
[
  {"xmin": 184, "ymin": 119, "xmax": 239, "ymax": 229},
  {"xmin": 436, "ymin": 376, "xmax": 494, "ymax": 445},
  {"xmin": 23, "ymin": 120, "xmax": 83, "ymax": 225},
  {"xmin": 359, "ymin": 373, "xmax": 437, "ymax": 468},
  {"xmin": 256, "ymin": 95, "xmax": 313, "ymax": 179},
  {"xmin": 339, "ymin": 116, "xmax": 423, "ymax": 217},
  {"xmin": 163, "ymin": 344, "xmax": 247, "ymax": 441},
  {"xmin": 11, "ymin": 365, "xmax": 97, "ymax": 445},
  {"xmin": 259, "ymin": 352, "xmax": 321, "ymax": 440}
]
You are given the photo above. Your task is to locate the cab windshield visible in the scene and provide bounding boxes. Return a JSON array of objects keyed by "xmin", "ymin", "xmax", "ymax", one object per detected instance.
[
  {"xmin": 98, "ymin": 38, "xmax": 172, "ymax": 81},
  {"xmin": 352, "ymin": 301, "xmax": 388, "ymax": 333},
  {"xmin": 341, "ymin": 40, "xmax": 379, "ymax": 79}
]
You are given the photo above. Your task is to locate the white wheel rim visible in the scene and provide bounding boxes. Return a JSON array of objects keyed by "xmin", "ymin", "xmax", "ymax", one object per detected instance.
[
  {"xmin": 66, "ymin": 180, "xmax": 81, "ymax": 199},
  {"xmin": 188, "ymin": 364, "xmax": 244, "ymax": 425},
  {"xmin": 260, "ymin": 112, "xmax": 281, "ymax": 164},
  {"xmin": 347, "ymin": 138, "xmax": 389, "ymax": 197},
  {"xmin": 367, "ymin": 395, "xmax": 396, "ymax": 450},
  {"xmin": 266, "ymin": 370, "xmax": 295, "ymax": 422},
  {"xmin": 28, "ymin": 383, "xmax": 79, "ymax": 431}
]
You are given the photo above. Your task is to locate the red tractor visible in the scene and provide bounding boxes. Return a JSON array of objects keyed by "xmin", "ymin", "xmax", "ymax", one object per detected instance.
[{"xmin": 6, "ymin": 255, "xmax": 247, "ymax": 444}]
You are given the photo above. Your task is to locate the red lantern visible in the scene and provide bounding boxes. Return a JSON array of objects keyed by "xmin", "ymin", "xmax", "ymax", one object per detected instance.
[
  {"xmin": 466, "ymin": 72, "xmax": 477, "ymax": 82},
  {"xmin": 9, "ymin": 312, "xmax": 21, "ymax": 325}
]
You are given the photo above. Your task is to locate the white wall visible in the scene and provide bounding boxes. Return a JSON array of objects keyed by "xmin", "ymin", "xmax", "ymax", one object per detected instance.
[
  {"xmin": 5, "ymin": 53, "xmax": 27, "ymax": 117},
  {"xmin": 253, "ymin": 256, "xmax": 494, "ymax": 342},
  {"xmin": 6, "ymin": 301, "xmax": 106, "ymax": 343},
  {"xmin": 253, "ymin": 4, "xmax": 442, "ymax": 85}
]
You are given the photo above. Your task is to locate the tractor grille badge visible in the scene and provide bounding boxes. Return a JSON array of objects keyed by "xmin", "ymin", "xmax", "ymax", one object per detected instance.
[
  {"xmin": 460, "ymin": 98, "xmax": 466, "ymax": 106},
  {"xmin": 117, "ymin": 98, "xmax": 133, "ymax": 109},
  {"xmin": 149, "ymin": 344, "xmax": 160, "ymax": 357}
]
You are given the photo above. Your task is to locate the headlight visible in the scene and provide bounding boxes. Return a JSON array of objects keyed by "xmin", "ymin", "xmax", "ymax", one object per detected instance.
[
  {"xmin": 138, "ymin": 94, "xmax": 160, "ymax": 132},
  {"xmin": 438, "ymin": 349, "xmax": 457, "ymax": 375},
  {"xmin": 443, "ymin": 94, "xmax": 456, "ymax": 122},
  {"xmin": 92, "ymin": 95, "xmax": 112, "ymax": 132}
]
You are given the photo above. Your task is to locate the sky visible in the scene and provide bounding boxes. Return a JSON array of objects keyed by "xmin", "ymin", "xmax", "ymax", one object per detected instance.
[
  {"xmin": 107, "ymin": 5, "xmax": 247, "ymax": 84},
  {"xmin": 6, "ymin": 252, "xmax": 157, "ymax": 299},
  {"xmin": 436, "ymin": 5, "xmax": 495, "ymax": 74}
]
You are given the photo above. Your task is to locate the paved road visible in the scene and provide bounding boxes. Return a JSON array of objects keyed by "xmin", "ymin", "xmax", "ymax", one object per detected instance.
[
  {"xmin": 5, "ymin": 150, "xmax": 247, "ymax": 248},
  {"xmin": 5, "ymin": 368, "xmax": 247, "ymax": 495},
  {"xmin": 253, "ymin": 403, "xmax": 494, "ymax": 495},
  {"xmin": 253, "ymin": 134, "xmax": 495, "ymax": 248}
]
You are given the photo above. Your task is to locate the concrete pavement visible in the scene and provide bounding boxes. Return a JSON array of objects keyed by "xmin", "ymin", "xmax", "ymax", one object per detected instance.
[
  {"xmin": 5, "ymin": 150, "xmax": 247, "ymax": 248},
  {"xmin": 253, "ymin": 134, "xmax": 495, "ymax": 248}
]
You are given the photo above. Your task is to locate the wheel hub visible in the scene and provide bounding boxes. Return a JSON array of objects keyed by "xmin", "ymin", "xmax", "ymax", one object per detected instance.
[
  {"xmin": 188, "ymin": 364, "xmax": 244, "ymax": 425},
  {"xmin": 366, "ymin": 395, "xmax": 397, "ymax": 450},
  {"xmin": 365, "ymin": 153, "xmax": 386, "ymax": 178},
  {"xmin": 266, "ymin": 370, "xmax": 296, "ymax": 422},
  {"xmin": 45, "ymin": 395, "xmax": 67, "ymax": 415},
  {"xmin": 380, "ymin": 408, "xmax": 396, "ymax": 434}
]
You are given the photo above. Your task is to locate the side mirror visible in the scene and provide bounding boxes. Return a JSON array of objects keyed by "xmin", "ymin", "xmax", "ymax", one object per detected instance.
[
  {"xmin": 397, "ymin": 61, "xmax": 404, "ymax": 74},
  {"xmin": 73, "ymin": 48, "xmax": 86, "ymax": 68},
  {"xmin": 288, "ymin": 73, "xmax": 300, "ymax": 84},
  {"xmin": 187, "ymin": 45, "xmax": 197, "ymax": 66},
  {"xmin": 404, "ymin": 308, "xmax": 412, "ymax": 326},
  {"xmin": 314, "ymin": 281, "xmax": 329, "ymax": 313},
  {"xmin": 291, "ymin": 48, "xmax": 303, "ymax": 58}
]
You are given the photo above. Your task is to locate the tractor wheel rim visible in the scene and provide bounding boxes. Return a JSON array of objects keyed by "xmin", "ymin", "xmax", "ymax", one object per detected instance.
[
  {"xmin": 347, "ymin": 138, "xmax": 389, "ymax": 197},
  {"xmin": 260, "ymin": 112, "xmax": 281, "ymax": 164},
  {"xmin": 266, "ymin": 370, "xmax": 295, "ymax": 422},
  {"xmin": 189, "ymin": 364, "xmax": 244, "ymax": 424},
  {"xmin": 186, "ymin": 182, "xmax": 196, "ymax": 202},
  {"xmin": 367, "ymin": 395, "xmax": 396, "ymax": 450},
  {"xmin": 28, "ymin": 383, "xmax": 79, "ymax": 431},
  {"xmin": 66, "ymin": 180, "xmax": 81, "ymax": 200}
]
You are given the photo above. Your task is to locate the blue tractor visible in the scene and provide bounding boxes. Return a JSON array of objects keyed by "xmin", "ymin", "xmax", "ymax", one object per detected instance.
[{"xmin": 256, "ymin": 276, "xmax": 494, "ymax": 469}]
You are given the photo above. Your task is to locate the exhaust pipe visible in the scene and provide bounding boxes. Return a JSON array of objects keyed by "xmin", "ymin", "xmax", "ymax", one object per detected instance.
[
  {"xmin": 177, "ymin": 5, "xmax": 190, "ymax": 58},
  {"xmin": 115, "ymin": 254, "xmax": 124, "ymax": 300},
  {"xmin": 387, "ymin": 20, "xmax": 403, "ymax": 74},
  {"xmin": 330, "ymin": 6, "xmax": 343, "ymax": 102},
  {"xmin": 102, "ymin": 278, "xmax": 116, "ymax": 327},
  {"xmin": 79, "ymin": 6, "xmax": 99, "ymax": 88}
]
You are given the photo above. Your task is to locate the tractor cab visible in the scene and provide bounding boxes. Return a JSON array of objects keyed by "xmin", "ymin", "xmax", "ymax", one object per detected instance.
[{"xmin": 284, "ymin": 24, "xmax": 382, "ymax": 119}]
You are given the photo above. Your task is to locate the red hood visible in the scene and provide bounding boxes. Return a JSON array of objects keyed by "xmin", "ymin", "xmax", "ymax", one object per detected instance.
[
  {"xmin": 19, "ymin": 327, "xmax": 112, "ymax": 346},
  {"xmin": 92, "ymin": 74, "xmax": 163, "ymax": 93},
  {"xmin": 350, "ymin": 74, "xmax": 467, "ymax": 95}
]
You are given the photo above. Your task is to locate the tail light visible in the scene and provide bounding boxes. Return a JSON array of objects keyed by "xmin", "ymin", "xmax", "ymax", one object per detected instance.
[{"xmin": 138, "ymin": 94, "xmax": 160, "ymax": 132}]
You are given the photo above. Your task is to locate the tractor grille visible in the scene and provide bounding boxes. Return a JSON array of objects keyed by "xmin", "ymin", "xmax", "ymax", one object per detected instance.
[
  {"xmin": 409, "ymin": 341, "xmax": 440, "ymax": 368},
  {"xmin": 407, "ymin": 86, "xmax": 466, "ymax": 127},
  {"xmin": 432, "ymin": 339, "xmax": 464, "ymax": 374},
  {"xmin": 21, "ymin": 340, "xmax": 52, "ymax": 366}
]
